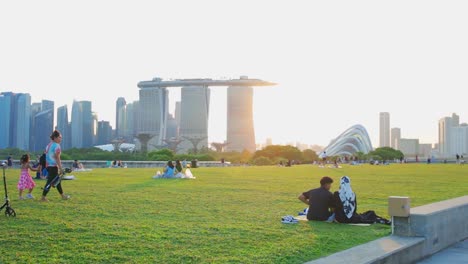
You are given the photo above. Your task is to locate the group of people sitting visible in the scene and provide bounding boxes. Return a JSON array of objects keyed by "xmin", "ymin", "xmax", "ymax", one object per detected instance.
[
  {"xmin": 298, "ymin": 176, "xmax": 390, "ymax": 224},
  {"xmin": 153, "ymin": 160, "xmax": 195, "ymax": 179}
]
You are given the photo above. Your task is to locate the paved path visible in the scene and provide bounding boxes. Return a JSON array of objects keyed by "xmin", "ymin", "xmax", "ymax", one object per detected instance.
[{"xmin": 418, "ymin": 239, "xmax": 468, "ymax": 264}]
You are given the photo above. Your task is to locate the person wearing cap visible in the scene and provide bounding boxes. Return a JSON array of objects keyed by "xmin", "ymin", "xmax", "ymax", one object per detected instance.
[{"xmin": 298, "ymin": 176, "xmax": 334, "ymax": 221}]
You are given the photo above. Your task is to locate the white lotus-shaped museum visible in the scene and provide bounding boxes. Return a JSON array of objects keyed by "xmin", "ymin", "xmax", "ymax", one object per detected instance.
[{"xmin": 323, "ymin": 125, "xmax": 373, "ymax": 156}]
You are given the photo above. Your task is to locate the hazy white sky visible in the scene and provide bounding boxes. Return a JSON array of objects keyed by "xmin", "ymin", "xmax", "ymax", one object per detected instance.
[{"xmin": 1, "ymin": 1, "xmax": 467, "ymax": 147}]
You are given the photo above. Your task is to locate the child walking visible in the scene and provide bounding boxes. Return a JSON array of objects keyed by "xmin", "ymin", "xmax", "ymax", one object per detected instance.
[{"xmin": 18, "ymin": 154, "xmax": 41, "ymax": 200}]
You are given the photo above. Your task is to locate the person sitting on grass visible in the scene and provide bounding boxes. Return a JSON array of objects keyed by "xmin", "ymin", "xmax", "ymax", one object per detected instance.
[
  {"xmin": 174, "ymin": 160, "xmax": 185, "ymax": 178},
  {"xmin": 153, "ymin": 161, "xmax": 175, "ymax": 179},
  {"xmin": 298, "ymin": 176, "xmax": 334, "ymax": 221},
  {"xmin": 183, "ymin": 164, "xmax": 196, "ymax": 179},
  {"xmin": 72, "ymin": 160, "xmax": 84, "ymax": 170},
  {"xmin": 333, "ymin": 176, "xmax": 391, "ymax": 225}
]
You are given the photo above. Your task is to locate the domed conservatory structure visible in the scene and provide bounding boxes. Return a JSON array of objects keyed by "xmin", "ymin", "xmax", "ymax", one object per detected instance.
[{"xmin": 323, "ymin": 125, "xmax": 373, "ymax": 156}]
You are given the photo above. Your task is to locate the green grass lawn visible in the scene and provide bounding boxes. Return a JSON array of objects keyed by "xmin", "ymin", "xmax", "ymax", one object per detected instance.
[{"xmin": 0, "ymin": 164, "xmax": 467, "ymax": 263}]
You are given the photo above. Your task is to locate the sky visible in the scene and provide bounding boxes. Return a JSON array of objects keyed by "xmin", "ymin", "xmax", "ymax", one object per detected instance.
[{"xmin": 1, "ymin": 1, "xmax": 468, "ymax": 148}]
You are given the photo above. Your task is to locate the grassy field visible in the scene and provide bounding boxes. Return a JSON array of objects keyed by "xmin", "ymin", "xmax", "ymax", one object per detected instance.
[{"xmin": 0, "ymin": 164, "xmax": 467, "ymax": 263}]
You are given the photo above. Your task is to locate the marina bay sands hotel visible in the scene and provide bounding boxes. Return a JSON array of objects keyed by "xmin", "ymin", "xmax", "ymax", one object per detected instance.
[{"xmin": 136, "ymin": 76, "xmax": 276, "ymax": 153}]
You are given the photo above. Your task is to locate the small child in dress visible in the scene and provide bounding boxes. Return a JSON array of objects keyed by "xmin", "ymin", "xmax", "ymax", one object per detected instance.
[{"xmin": 18, "ymin": 154, "xmax": 41, "ymax": 200}]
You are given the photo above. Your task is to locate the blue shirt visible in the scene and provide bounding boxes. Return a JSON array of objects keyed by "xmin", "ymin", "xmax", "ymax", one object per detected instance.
[
  {"xmin": 163, "ymin": 166, "xmax": 175, "ymax": 178},
  {"xmin": 45, "ymin": 142, "xmax": 61, "ymax": 167}
]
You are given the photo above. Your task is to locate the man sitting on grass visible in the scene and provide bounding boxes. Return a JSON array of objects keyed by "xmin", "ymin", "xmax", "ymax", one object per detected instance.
[{"xmin": 298, "ymin": 176, "xmax": 334, "ymax": 221}]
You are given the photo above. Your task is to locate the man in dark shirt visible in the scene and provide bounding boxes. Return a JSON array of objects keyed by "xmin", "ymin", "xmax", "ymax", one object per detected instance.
[{"xmin": 298, "ymin": 176, "xmax": 334, "ymax": 221}]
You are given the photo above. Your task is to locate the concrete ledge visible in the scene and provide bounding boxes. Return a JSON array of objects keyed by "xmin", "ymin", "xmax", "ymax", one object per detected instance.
[
  {"xmin": 394, "ymin": 195, "xmax": 468, "ymax": 256},
  {"xmin": 306, "ymin": 236, "xmax": 425, "ymax": 264},
  {"xmin": 307, "ymin": 196, "xmax": 468, "ymax": 264}
]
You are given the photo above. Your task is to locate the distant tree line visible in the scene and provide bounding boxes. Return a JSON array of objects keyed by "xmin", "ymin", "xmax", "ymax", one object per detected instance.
[{"xmin": 0, "ymin": 145, "xmax": 320, "ymax": 165}]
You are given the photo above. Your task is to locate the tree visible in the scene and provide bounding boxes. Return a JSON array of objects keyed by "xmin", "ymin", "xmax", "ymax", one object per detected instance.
[
  {"xmin": 252, "ymin": 156, "xmax": 273, "ymax": 166},
  {"xmin": 252, "ymin": 145, "xmax": 303, "ymax": 162},
  {"xmin": 302, "ymin": 149, "xmax": 319, "ymax": 163},
  {"xmin": 369, "ymin": 147, "xmax": 404, "ymax": 161},
  {"xmin": 148, "ymin": 149, "xmax": 174, "ymax": 160}
]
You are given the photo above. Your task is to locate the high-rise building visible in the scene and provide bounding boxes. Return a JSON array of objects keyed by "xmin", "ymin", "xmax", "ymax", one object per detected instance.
[
  {"xmin": 132, "ymin": 100, "xmax": 140, "ymax": 139},
  {"xmin": 0, "ymin": 92, "xmax": 18, "ymax": 148},
  {"xmin": 266, "ymin": 138, "xmax": 273, "ymax": 146},
  {"xmin": 438, "ymin": 113, "xmax": 468, "ymax": 158},
  {"xmin": 166, "ymin": 114, "xmax": 178, "ymax": 139},
  {"xmin": 41, "ymin": 100, "xmax": 54, "ymax": 112},
  {"xmin": 30, "ymin": 102, "xmax": 42, "ymax": 151},
  {"xmin": 137, "ymin": 76, "xmax": 276, "ymax": 153},
  {"xmin": 71, "ymin": 101, "xmax": 83, "ymax": 148},
  {"xmin": 33, "ymin": 99, "xmax": 55, "ymax": 151},
  {"xmin": 391, "ymin": 127, "xmax": 401, "ymax": 149},
  {"xmin": 138, "ymin": 88, "xmax": 168, "ymax": 149},
  {"xmin": 226, "ymin": 86, "xmax": 255, "ymax": 153},
  {"xmin": 175, "ymin": 101, "xmax": 181, "ymax": 130},
  {"xmin": 438, "ymin": 116, "xmax": 452, "ymax": 157},
  {"xmin": 0, "ymin": 93, "xmax": 12, "ymax": 149},
  {"xmin": 116, "ymin": 97, "xmax": 126, "ymax": 137},
  {"xmin": 379, "ymin": 112, "xmax": 390, "ymax": 147},
  {"xmin": 71, "ymin": 100, "xmax": 93, "ymax": 148},
  {"xmin": 57, "ymin": 105, "xmax": 70, "ymax": 150},
  {"xmin": 399, "ymin": 138, "xmax": 420, "ymax": 158},
  {"xmin": 419, "ymin": 143, "xmax": 433, "ymax": 158},
  {"xmin": 124, "ymin": 102, "xmax": 135, "ymax": 140},
  {"xmin": 179, "ymin": 86, "xmax": 210, "ymax": 153},
  {"xmin": 33, "ymin": 108, "xmax": 54, "ymax": 151},
  {"xmin": 0, "ymin": 92, "xmax": 33, "ymax": 149},
  {"xmin": 14, "ymin": 93, "xmax": 31, "ymax": 150},
  {"xmin": 97, "ymin": 121, "xmax": 112, "ymax": 145}
]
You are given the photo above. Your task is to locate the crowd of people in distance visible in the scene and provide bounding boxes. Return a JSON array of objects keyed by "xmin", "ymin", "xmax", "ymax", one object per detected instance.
[{"xmin": 153, "ymin": 160, "xmax": 196, "ymax": 179}]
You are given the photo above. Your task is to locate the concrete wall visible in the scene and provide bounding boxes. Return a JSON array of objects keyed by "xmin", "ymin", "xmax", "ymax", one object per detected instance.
[
  {"xmin": 309, "ymin": 195, "xmax": 468, "ymax": 264},
  {"xmin": 394, "ymin": 195, "xmax": 468, "ymax": 257}
]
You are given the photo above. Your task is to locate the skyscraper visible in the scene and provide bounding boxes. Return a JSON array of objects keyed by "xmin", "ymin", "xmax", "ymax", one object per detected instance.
[
  {"xmin": 0, "ymin": 92, "xmax": 31, "ymax": 150},
  {"xmin": 116, "ymin": 97, "xmax": 126, "ymax": 137},
  {"xmin": 175, "ymin": 101, "xmax": 181, "ymax": 129},
  {"xmin": 166, "ymin": 114, "xmax": 178, "ymax": 139},
  {"xmin": 29, "ymin": 102, "xmax": 42, "ymax": 151},
  {"xmin": 34, "ymin": 108, "xmax": 54, "ymax": 151},
  {"xmin": 179, "ymin": 86, "xmax": 210, "ymax": 153},
  {"xmin": 97, "ymin": 121, "xmax": 112, "ymax": 145},
  {"xmin": 124, "ymin": 102, "xmax": 135, "ymax": 140},
  {"xmin": 438, "ymin": 113, "xmax": 468, "ymax": 158},
  {"xmin": 33, "ymin": 99, "xmax": 55, "ymax": 151},
  {"xmin": 391, "ymin": 127, "xmax": 401, "ymax": 149},
  {"xmin": 14, "ymin": 93, "xmax": 31, "ymax": 150},
  {"xmin": 71, "ymin": 101, "xmax": 83, "ymax": 148},
  {"xmin": 138, "ymin": 88, "xmax": 168, "ymax": 148},
  {"xmin": 71, "ymin": 100, "xmax": 93, "ymax": 148},
  {"xmin": 226, "ymin": 86, "xmax": 256, "ymax": 153},
  {"xmin": 57, "ymin": 105, "xmax": 70, "ymax": 150},
  {"xmin": 379, "ymin": 112, "xmax": 390, "ymax": 147},
  {"xmin": 132, "ymin": 100, "xmax": 140, "ymax": 138},
  {"xmin": 41, "ymin": 100, "xmax": 54, "ymax": 112},
  {"xmin": 0, "ymin": 93, "xmax": 12, "ymax": 149}
]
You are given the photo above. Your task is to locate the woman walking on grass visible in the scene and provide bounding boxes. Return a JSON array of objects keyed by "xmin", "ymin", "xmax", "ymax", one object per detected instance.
[{"xmin": 41, "ymin": 130, "xmax": 70, "ymax": 202}]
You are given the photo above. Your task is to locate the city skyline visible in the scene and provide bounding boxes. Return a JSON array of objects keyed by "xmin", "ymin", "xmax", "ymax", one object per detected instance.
[
  {"xmin": 2, "ymin": 89, "xmax": 468, "ymax": 151},
  {"xmin": 1, "ymin": 1, "xmax": 468, "ymax": 147}
]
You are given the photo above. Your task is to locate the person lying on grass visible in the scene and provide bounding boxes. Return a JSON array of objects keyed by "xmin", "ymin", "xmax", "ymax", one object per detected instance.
[{"xmin": 298, "ymin": 176, "xmax": 334, "ymax": 221}]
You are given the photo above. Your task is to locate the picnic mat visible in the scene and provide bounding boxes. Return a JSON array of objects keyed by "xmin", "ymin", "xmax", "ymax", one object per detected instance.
[{"xmin": 296, "ymin": 215, "xmax": 371, "ymax": 226}]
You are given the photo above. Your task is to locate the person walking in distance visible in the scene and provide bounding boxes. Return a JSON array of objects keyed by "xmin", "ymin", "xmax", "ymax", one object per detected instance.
[{"xmin": 41, "ymin": 130, "xmax": 70, "ymax": 202}]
